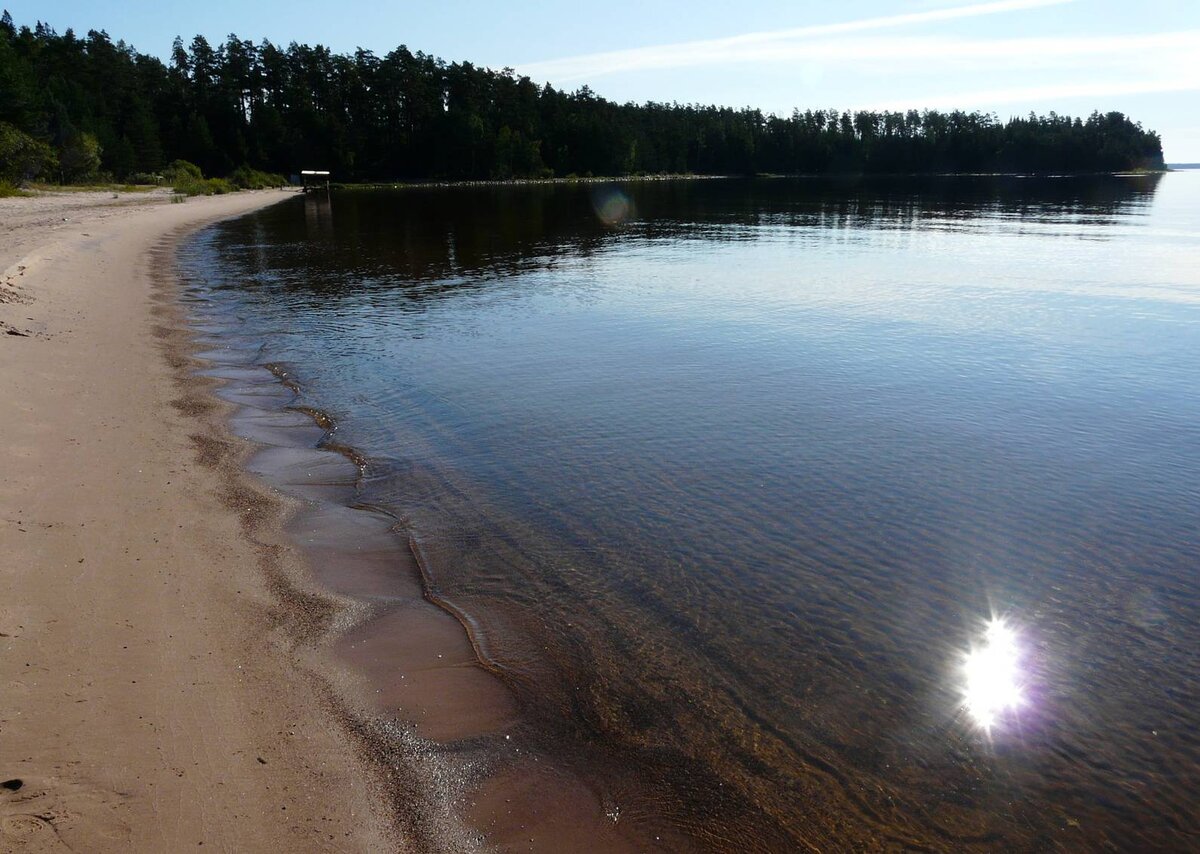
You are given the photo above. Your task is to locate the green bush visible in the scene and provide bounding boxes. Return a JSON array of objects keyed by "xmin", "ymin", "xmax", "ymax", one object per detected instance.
[
  {"xmin": 167, "ymin": 159, "xmax": 284, "ymax": 195},
  {"xmin": 59, "ymin": 132, "xmax": 103, "ymax": 182},
  {"xmin": 173, "ymin": 175, "xmax": 235, "ymax": 196},
  {"xmin": 126, "ymin": 171, "xmax": 162, "ymax": 185},
  {"xmin": 0, "ymin": 122, "xmax": 57, "ymax": 183},
  {"xmin": 0, "ymin": 180, "xmax": 30, "ymax": 197},
  {"xmin": 162, "ymin": 159, "xmax": 202, "ymax": 183},
  {"xmin": 166, "ymin": 159, "xmax": 236, "ymax": 195},
  {"xmin": 227, "ymin": 165, "xmax": 285, "ymax": 189}
]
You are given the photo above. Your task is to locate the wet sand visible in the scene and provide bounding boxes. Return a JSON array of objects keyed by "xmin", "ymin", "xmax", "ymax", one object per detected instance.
[
  {"xmin": 195, "ymin": 294, "xmax": 668, "ymax": 852},
  {"xmin": 0, "ymin": 190, "xmax": 395, "ymax": 851}
]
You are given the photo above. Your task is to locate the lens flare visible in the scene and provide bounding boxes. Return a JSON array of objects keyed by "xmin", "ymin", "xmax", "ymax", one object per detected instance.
[
  {"xmin": 962, "ymin": 617, "xmax": 1024, "ymax": 731},
  {"xmin": 591, "ymin": 187, "xmax": 634, "ymax": 226}
]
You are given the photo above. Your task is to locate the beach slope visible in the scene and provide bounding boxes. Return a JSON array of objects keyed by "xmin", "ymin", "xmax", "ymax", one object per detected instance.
[{"xmin": 0, "ymin": 190, "xmax": 390, "ymax": 852}]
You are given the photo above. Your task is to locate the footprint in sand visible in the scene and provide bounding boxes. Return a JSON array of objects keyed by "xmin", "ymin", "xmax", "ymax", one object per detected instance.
[
  {"xmin": 1, "ymin": 814, "xmax": 71, "ymax": 853},
  {"xmin": 1, "ymin": 776, "xmax": 129, "ymax": 853}
]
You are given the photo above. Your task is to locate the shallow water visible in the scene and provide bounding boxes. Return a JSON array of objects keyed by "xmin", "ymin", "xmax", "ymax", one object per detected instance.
[{"xmin": 180, "ymin": 175, "xmax": 1200, "ymax": 850}]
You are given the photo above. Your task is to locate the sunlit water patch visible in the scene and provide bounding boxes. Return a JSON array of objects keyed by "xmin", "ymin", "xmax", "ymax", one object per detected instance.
[{"xmin": 962, "ymin": 617, "xmax": 1027, "ymax": 732}]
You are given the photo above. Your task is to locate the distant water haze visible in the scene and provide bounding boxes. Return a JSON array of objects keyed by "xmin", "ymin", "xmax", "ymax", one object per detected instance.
[{"xmin": 181, "ymin": 174, "xmax": 1200, "ymax": 850}]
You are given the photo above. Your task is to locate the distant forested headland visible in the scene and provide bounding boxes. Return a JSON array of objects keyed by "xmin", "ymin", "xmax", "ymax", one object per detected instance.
[{"xmin": 0, "ymin": 12, "xmax": 1165, "ymax": 186}]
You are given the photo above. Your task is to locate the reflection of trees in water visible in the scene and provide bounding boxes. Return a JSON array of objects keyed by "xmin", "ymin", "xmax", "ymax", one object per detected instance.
[{"xmin": 214, "ymin": 175, "xmax": 1163, "ymax": 308}]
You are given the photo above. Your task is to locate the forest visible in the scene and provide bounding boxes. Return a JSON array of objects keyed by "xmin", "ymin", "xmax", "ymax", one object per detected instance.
[{"xmin": 0, "ymin": 12, "xmax": 1166, "ymax": 185}]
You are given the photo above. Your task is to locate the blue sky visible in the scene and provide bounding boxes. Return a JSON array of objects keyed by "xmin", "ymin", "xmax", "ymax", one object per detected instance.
[{"xmin": 9, "ymin": 1, "xmax": 1200, "ymax": 160}]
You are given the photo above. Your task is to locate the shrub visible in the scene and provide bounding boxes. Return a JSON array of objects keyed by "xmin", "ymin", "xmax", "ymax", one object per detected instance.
[
  {"xmin": 227, "ymin": 165, "xmax": 285, "ymax": 189},
  {"xmin": 126, "ymin": 171, "xmax": 162, "ymax": 185},
  {"xmin": 162, "ymin": 159, "xmax": 202, "ymax": 183},
  {"xmin": 165, "ymin": 159, "xmax": 236, "ymax": 195},
  {"xmin": 0, "ymin": 123, "xmax": 57, "ymax": 183},
  {"xmin": 59, "ymin": 132, "xmax": 103, "ymax": 182},
  {"xmin": 173, "ymin": 175, "xmax": 235, "ymax": 196},
  {"xmin": 0, "ymin": 180, "xmax": 30, "ymax": 197}
]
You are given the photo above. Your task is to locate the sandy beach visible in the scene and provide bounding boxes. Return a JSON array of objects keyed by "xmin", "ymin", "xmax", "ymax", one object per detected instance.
[{"xmin": 0, "ymin": 190, "xmax": 394, "ymax": 852}]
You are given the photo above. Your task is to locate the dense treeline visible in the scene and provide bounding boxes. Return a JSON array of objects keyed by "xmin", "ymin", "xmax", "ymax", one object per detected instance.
[{"xmin": 0, "ymin": 11, "xmax": 1165, "ymax": 184}]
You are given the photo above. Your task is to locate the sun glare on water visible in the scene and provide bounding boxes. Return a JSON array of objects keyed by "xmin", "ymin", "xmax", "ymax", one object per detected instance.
[{"xmin": 962, "ymin": 617, "xmax": 1025, "ymax": 731}]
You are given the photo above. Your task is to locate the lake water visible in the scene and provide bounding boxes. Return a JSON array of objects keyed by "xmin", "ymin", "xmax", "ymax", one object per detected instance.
[{"xmin": 179, "ymin": 174, "xmax": 1200, "ymax": 851}]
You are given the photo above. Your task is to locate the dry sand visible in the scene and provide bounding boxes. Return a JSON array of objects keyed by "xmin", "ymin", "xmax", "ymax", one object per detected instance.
[{"xmin": 0, "ymin": 189, "xmax": 395, "ymax": 852}]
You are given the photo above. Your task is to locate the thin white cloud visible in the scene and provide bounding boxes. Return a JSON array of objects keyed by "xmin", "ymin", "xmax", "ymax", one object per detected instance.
[
  {"xmin": 571, "ymin": 30, "xmax": 1200, "ymax": 75},
  {"xmin": 518, "ymin": 0, "xmax": 1077, "ymax": 82},
  {"xmin": 865, "ymin": 76, "xmax": 1200, "ymax": 112}
]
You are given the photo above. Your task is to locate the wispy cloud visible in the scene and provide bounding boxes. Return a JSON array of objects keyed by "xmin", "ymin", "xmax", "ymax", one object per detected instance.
[
  {"xmin": 866, "ymin": 76, "xmax": 1200, "ymax": 112},
  {"xmin": 542, "ymin": 30, "xmax": 1199, "ymax": 76},
  {"xmin": 518, "ymin": 0, "xmax": 1077, "ymax": 82}
]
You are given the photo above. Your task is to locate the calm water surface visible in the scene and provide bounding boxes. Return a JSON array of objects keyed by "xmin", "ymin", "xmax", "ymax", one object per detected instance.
[{"xmin": 181, "ymin": 175, "xmax": 1199, "ymax": 850}]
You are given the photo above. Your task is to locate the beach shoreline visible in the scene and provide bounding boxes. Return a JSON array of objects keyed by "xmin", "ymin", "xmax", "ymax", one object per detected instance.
[
  {"xmin": 0, "ymin": 189, "xmax": 397, "ymax": 852},
  {"xmin": 175, "ymin": 197, "xmax": 663, "ymax": 852}
]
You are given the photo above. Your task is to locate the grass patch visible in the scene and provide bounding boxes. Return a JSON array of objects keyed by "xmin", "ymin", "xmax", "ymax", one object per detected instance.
[{"xmin": 0, "ymin": 181, "xmax": 30, "ymax": 197}]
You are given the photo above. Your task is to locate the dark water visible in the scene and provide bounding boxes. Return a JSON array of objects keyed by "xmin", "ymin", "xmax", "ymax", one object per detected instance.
[{"xmin": 180, "ymin": 175, "xmax": 1200, "ymax": 850}]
